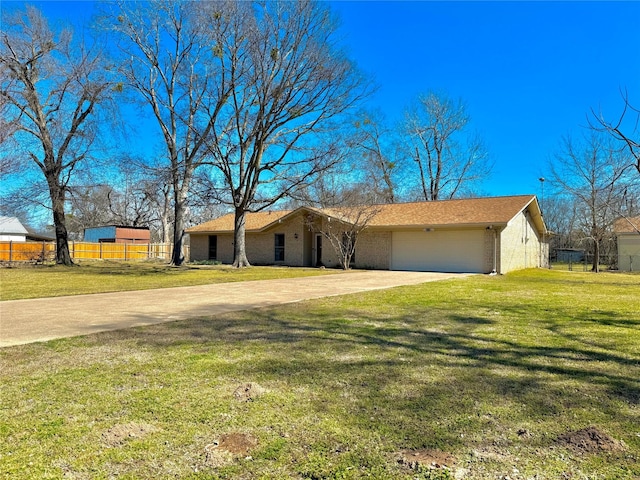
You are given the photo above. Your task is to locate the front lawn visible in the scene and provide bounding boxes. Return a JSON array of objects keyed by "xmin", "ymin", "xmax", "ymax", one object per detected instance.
[
  {"xmin": 1, "ymin": 269, "xmax": 638, "ymax": 479},
  {"xmin": 0, "ymin": 261, "xmax": 343, "ymax": 300}
]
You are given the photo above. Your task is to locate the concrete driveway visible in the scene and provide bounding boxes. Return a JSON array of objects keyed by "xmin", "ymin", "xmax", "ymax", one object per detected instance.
[{"xmin": 0, "ymin": 270, "xmax": 469, "ymax": 347}]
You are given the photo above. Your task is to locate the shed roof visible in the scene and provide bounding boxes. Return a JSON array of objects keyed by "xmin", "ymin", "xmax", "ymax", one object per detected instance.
[
  {"xmin": 187, "ymin": 195, "xmax": 545, "ymax": 235},
  {"xmin": 84, "ymin": 225, "xmax": 150, "ymax": 231},
  {"xmin": 613, "ymin": 216, "xmax": 640, "ymax": 234},
  {"xmin": 0, "ymin": 216, "xmax": 29, "ymax": 235}
]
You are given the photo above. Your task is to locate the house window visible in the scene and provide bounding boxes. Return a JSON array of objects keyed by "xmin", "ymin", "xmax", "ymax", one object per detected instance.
[
  {"xmin": 274, "ymin": 233, "xmax": 285, "ymax": 262},
  {"xmin": 208, "ymin": 235, "xmax": 217, "ymax": 260}
]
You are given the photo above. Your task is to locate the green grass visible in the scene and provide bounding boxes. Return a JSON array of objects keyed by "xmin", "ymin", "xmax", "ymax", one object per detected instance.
[
  {"xmin": 1, "ymin": 269, "xmax": 639, "ymax": 479},
  {"xmin": 0, "ymin": 260, "xmax": 343, "ymax": 300}
]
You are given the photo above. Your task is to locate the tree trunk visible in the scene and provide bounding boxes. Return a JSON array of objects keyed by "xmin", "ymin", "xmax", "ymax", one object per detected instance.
[
  {"xmin": 232, "ymin": 207, "xmax": 251, "ymax": 268},
  {"xmin": 161, "ymin": 188, "xmax": 172, "ymax": 244},
  {"xmin": 592, "ymin": 234, "xmax": 600, "ymax": 273},
  {"xmin": 49, "ymin": 183, "xmax": 73, "ymax": 265},
  {"xmin": 171, "ymin": 190, "xmax": 187, "ymax": 266}
]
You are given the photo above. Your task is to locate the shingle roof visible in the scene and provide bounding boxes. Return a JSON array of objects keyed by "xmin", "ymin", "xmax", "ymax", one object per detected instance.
[
  {"xmin": 187, "ymin": 210, "xmax": 294, "ymax": 233},
  {"xmin": 366, "ymin": 195, "xmax": 537, "ymax": 228},
  {"xmin": 187, "ymin": 195, "xmax": 542, "ymax": 234},
  {"xmin": 613, "ymin": 216, "xmax": 640, "ymax": 234}
]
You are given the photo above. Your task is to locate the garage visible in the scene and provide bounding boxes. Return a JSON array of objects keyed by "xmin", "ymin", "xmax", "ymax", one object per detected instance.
[{"xmin": 391, "ymin": 229, "xmax": 487, "ymax": 273}]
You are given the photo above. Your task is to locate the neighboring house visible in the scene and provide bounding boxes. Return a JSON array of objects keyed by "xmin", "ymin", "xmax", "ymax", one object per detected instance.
[
  {"xmin": 0, "ymin": 216, "xmax": 29, "ymax": 242},
  {"xmin": 613, "ymin": 216, "xmax": 640, "ymax": 272},
  {"xmin": 83, "ymin": 225, "xmax": 151, "ymax": 244},
  {"xmin": 187, "ymin": 195, "xmax": 549, "ymax": 274}
]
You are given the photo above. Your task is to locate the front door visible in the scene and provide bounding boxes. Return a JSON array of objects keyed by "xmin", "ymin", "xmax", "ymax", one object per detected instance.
[
  {"xmin": 208, "ymin": 235, "xmax": 217, "ymax": 260},
  {"xmin": 315, "ymin": 234, "xmax": 323, "ymax": 266}
]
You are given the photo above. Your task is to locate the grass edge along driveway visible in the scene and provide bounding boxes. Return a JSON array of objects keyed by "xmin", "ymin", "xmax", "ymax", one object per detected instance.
[
  {"xmin": 0, "ymin": 261, "xmax": 346, "ymax": 301},
  {"xmin": 0, "ymin": 268, "xmax": 639, "ymax": 479}
]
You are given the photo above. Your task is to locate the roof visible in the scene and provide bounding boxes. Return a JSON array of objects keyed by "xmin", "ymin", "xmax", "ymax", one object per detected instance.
[
  {"xmin": 365, "ymin": 195, "xmax": 539, "ymax": 229},
  {"xmin": 84, "ymin": 225, "xmax": 150, "ymax": 231},
  {"xmin": 187, "ymin": 210, "xmax": 294, "ymax": 233},
  {"xmin": 0, "ymin": 216, "xmax": 29, "ymax": 235},
  {"xmin": 613, "ymin": 216, "xmax": 640, "ymax": 234},
  {"xmin": 187, "ymin": 195, "xmax": 545, "ymax": 234},
  {"xmin": 26, "ymin": 231, "xmax": 56, "ymax": 242}
]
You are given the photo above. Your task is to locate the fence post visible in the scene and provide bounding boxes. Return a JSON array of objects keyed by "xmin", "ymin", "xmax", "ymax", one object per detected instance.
[{"xmin": 9, "ymin": 240, "xmax": 12, "ymax": 262}]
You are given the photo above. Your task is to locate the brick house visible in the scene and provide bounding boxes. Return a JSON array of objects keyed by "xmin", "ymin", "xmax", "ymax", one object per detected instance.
[{"xmin": 187, "ymin": 195, "xmax": 549, "ymax": 274}]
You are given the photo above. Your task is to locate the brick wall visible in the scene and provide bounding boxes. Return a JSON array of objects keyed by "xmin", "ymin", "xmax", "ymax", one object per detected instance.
[{"xmin": 353, "ymin": 231, "xmax": 391, "ymax": 269}]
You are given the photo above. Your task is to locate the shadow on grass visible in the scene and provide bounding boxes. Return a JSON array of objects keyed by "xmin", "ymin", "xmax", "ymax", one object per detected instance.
[{"xmin": 113, "ymin": 300, "xmax": 640, "ymax": 413}]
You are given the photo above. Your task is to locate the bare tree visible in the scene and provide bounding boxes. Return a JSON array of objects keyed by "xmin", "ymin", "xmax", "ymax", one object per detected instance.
[
  {"xmin": 590, "ymin": 90, "xmax": 640, "ymax": 174},
  {"xmin": 550, "ymin": 132, "xmax": 636, "ymax": 272},
  {"xmin": 541, "ymin": 194, "xmax": 581, "ymax": 254},
  {"xmin": 105, "ymin": 0, "xmax": 232, "ymax": 265},
  {"xmin": 306, "ymin": 204, "xmax": 381, "ymax": 270},
  {"xmin": 353, "ymin": 111, "xmax": 400, "ymax": 203},
  {"xmin": 203, "ymin": 0, "xmax": 368, "ymax": 267},
  {"xmin": 0, "ymin": 6, "xmax": 112, "ymax": 264},
  {"xmin": 67, "ymin": 184, "xmax": 116, "ymax": 238},
  {"xmin": 404, "ymin": 92, "xmax": 490, "ymax": 201},
  {"xmin": 0, "ymin": 97, "xmax": 21, "ymax": 178},
  {"xmin": 66, "ymin": 157, "xmax": 177, "ymax": 243}
]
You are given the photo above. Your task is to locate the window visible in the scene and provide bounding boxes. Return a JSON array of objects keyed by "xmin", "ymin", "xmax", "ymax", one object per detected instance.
[
  {"xmin": 208, "ymin": 235, "xmax": 217, "ymax": 260},
  {"xmin": 274, "ymin": 234, "xmax": 285, "ymax": 262}
]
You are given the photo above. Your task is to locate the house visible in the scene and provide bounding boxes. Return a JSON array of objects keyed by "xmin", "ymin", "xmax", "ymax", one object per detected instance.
[
  {"xmin": 187, "ymin": 195, "xmax": 549, "ymax": 274},
  {"xmin": 613, "ymin": 216, "xmax": 640, "ymax": 272},
  {"xmin": 83, "ymin": 225, "xmax": 151, "ymax": 244},
  {"xmin": 0, "ymin": 216, "xmax": 29, "ymax": 242}
]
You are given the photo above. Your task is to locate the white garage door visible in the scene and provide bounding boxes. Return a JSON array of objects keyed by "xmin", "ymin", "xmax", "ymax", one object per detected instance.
[{"xmin": 391, "ymin": 230, "xmax": 486, "ymax": 273}]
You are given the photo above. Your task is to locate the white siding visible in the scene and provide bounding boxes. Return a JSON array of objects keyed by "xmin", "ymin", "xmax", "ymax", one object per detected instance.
[
  {"xmin": 499, "ymin": 210, "xmax": 545, "ymax": 273},
  {"xmin": 618, "ymin": 234, "xmax": 640, "ymax": 272}
]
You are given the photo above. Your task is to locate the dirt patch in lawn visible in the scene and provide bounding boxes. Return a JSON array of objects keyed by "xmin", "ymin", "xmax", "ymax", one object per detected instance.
[
  {"xmin": 397, "ymin": 448, "xmax": 456, "ymax": 470},
  {"xmin": 233, "ymin": 382, "xmax": 266, "ymax": 402},
  {"xmin": 203, "ymin": 432, "xmax": 258, "ymax": 468},
  {"xmin": 556, "ymin": 426, "xmax": 625, "ymax": 454},
  {"xmin": 101, "ymin": 422, "xmax": 159, "ymax": 447}
]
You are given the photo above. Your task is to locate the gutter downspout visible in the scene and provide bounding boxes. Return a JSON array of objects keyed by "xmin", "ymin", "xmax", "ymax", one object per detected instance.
[{"xmin": 488, "ymin": 225, "xmax": 499, "ymax": 275}]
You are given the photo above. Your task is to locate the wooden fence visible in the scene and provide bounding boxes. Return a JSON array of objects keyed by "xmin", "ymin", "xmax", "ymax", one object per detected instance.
[{"xmin": 0, "ymin": 241, "xmax": 188, "ymax": 263}]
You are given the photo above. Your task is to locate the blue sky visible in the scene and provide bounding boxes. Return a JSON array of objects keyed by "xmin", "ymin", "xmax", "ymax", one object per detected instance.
[
  {"xmin": 330, "ymin": 1, "xmax": 640, "ymax": 196},
  {"xmin": 6, "ymin": 0, "xmax": 640, "ymax": 199}
]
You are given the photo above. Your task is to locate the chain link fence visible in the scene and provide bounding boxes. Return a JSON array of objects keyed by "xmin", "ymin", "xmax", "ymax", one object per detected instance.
[{"xmin": 550, "ymin": 254, "xmax": 640, "ymax": 272}]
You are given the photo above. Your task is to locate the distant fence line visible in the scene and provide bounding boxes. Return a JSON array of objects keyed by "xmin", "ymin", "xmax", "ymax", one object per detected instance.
[
  {"xmin": 0, "ymin": 241, "xmax": 189, "ymax": 263},
  {"xmin": 550, "ymin": 254, "xmax": 640, "ymax": 272}
]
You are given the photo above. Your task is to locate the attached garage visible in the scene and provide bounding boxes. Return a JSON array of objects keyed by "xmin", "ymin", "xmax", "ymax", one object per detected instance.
[
  {"xmin": 187, "ymin": 195, "xmax": 549, "ymax": 274},
  {"xmin": 391, "ymin": 229, "xmax": 487, "ymax": 273}
]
